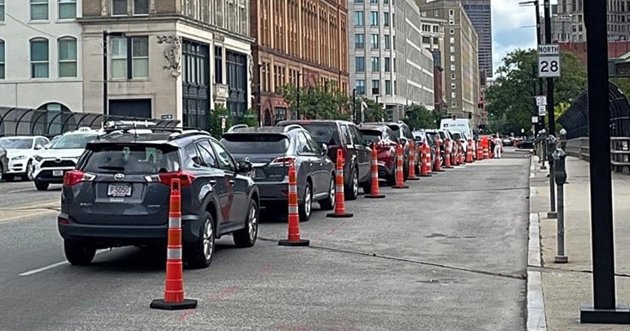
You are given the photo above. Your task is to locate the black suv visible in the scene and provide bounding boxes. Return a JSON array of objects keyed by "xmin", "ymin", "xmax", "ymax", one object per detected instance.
[
  {"xmin": 58, "ymin": 128, "xmax": 259, "ymax": 269},
  {"xmin": 221, "ymin": 126, "xmax": 335, "ymax": 222},
  {"xmin": 277, "ymin": 120, "xmax": 371, "ymax": 199}
]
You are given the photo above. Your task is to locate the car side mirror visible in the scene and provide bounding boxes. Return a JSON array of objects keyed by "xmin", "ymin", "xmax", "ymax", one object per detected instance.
[
  {"xmin": 237, "ymin": 160, "xmax": 253, "ymax": 173},
  {"xmin": 320, "ymin": 143, "xmax": 328, "ymax": 156},
  {"xmin": 34, "ymin": 144, "xmax": 43, "ymax": 150}
]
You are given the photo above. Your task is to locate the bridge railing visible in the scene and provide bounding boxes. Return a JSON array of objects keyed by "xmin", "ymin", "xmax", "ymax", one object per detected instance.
[{"xmin": 565, "ymin": 136, "xmax": 630, "ymax": 174}]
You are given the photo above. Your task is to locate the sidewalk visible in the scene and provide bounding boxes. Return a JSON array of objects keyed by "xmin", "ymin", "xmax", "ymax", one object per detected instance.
[{"xmin": 529, "ymin": 155, "xmax": 630, "ymax": 330}]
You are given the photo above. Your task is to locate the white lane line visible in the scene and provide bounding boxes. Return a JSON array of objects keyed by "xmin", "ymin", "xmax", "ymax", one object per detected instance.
[
  {"xmin": 8, "ymin": 188, "xmax": 37, "ymax": 194},
  {"xmin": 19, "ymin": 250, "xmax": 107, "ymax": 276}
]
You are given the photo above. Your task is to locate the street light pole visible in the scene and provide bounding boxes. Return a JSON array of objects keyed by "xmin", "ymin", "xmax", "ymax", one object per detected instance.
[
  {"xmin": 543, "ymin": 0, "xmax": 557, "ymax": 218},
  {"xmin": 580, "ymin": 0, "xmax": 630, "ymax": 324},
  {"xmin": 519, "ymin": 0, "xmax": 545, "ymax": 131}
]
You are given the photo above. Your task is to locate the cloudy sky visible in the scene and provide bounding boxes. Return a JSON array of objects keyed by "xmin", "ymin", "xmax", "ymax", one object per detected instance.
[{"xmin": 491, "ymin": 0, "xmax": 539, "ymax": 75}]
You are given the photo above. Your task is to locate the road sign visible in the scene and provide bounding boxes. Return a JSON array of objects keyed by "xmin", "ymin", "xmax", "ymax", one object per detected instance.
[
  {"xmin": 538, "ymin": 44, "xmax": 561, "ymax": 78},
  {"xmin": 538, "ymin": 105, "xmax": 547, "ymax": 116},
  {"xmin": 532, "ymin": 116, "xmax": 539, "ymax": 123},
  {"xmin": 221, "ymin": 117, "xmax": 226, "ymax": 129},
  {"xmin": 536, "ymin": 96, "xmax": 547, "ymax": 106}
]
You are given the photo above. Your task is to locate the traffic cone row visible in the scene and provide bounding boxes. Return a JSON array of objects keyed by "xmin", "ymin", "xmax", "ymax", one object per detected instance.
[
  {"xmin": 425, "ymin": 143, "xmax": 433, "ymax": 175},
  {"xmin": 366, "ymin": 144, "xmax": 386, "ymax": 199},
  {"xmin": 407, "ymin": 140, "xmax": 420, "ymax": 181},
  {"xmin": 327, "ymin": 149, "xmax": 354, "ymax": 218},
  {"xmin": 420, "ymin": 142, "xmax": 431, "ymax": 177},
  {"xmin": 476, "ymin": 141, "xmax": 484, "ymax": 160},
  {"xmin": 151, "ymin": 178, "xmax": 198, "ymax": 311},
  {"xmin": 434, "ymin": 138, "xmax": 444, "ymax": 172},
  {"xmin": 392, "ymin": 144, "xmax": 409, "ymax": 189},
  {"xmin": 466, "ymin": 140, "xmax": 474, "ymax": 163},
  {"xmin": 444, "ymin": 139, "xmax": 453, "ymax": 168},
  {"xmin": 279, "ymin": 161, "xmax": 311, "ymax": 246}
]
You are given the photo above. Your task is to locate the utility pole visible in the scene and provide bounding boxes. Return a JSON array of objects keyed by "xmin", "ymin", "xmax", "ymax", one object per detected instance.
[
  {"xmin": 544, "ymin": 0, "xmax": 557, "ymax": 218},
  {"xmin": 580, "ymin": 0, "xmax": 630, "ymax": 324},
  {"xmin": 103, "ymin": 31, "xmax": 108, "ymax": 118},
  {"xmin": 535, "ymin": 0, "xmax": 545, "ymax": 131}
]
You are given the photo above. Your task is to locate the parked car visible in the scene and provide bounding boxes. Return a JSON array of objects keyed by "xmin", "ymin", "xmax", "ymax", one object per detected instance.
[
  {"xmin": 412, "ymin": 130, "xmax": 436, "ymax": 171},
  {"xmin": 58, "ymin": 128, "xmax": 259, "ymax": 268},
  {"xmin": 32, "ymin": 128, "xmax": 102, "ymax": 191},
  {"xmin": 277, "ymin": 120, "xmax": 371, "ymax": 199},
  {"xmin": 359, "ymin": 124, "xmax": 398, "ymax": 185},
  {"xmin": 0, "ymin": 136, "xmax": 50, "ymax": 181},
  {"xmin": 437, "ymin": 129, "xmax": 458, "ymax": 164},
  {"xmin": 0, "ymin": 144, "xmax": 8, "ymax": 181},
  {"xmin": 502, "ymin": 137, "xmax": 514, "ymax": 146},
  {"xmin": 364, "ymin": 121, "xmax": 415, "ymax": 178},
  {"xmin": 221, "ymin": 126, "xmax": 335, "ymax": 222}
]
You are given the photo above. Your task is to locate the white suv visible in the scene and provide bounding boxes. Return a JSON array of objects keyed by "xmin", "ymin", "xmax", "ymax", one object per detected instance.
[
  {"xmin": 0, "ymin": 136, "xmax": 50, "ymax": 181},
  {"xmin": 32, "ymin": 128, "xmax": 102, "ymax": 191}
]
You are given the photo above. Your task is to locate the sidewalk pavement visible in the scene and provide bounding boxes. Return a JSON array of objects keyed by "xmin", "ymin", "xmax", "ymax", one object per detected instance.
[{"xmin": 529, "ymin": 154, "xmax": 630, "ymax": 330}]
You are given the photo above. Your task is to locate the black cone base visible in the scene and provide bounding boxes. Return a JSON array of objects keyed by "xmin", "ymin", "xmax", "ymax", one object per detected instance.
[
  {"xmin": 327, "ymin": 212, "xmax": 354, "ymax": 218},
  {"xmin": 407, "ymin": 177, "xmax": 420, "ymax": 181},
  {"xmin": 150, "ymin": 299, "xmax": 198, "ymax": 310},
  {"xmin": 278, "ymin": 239, "xmax": 310, "ymax": 246},
  {"xmin": 365, "ymin": 194, "xmax": 386, "ymax": 199},
  {"xmin": 392, "ymin": 185, "xmax": 409, "ymax": 189},
  {"xmin": 421, "ymin": 174, "xmax": 432, "ymax": 177}
]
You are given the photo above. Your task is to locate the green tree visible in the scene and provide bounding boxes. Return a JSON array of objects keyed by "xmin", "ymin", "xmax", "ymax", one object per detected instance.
[
  {"xmin": 611, "ymin": 77, "xmax": 630, "ymax": 96},
  {"xmin": 402, "ymin": 104, "xmax": 440, "ymax": 130},
  {"xmin": 280, "ymin": 84, "xmax": 350, "ymax": 120},
  {"xmin": 485, "ymin": 49, "xmax": 587, "ymax": 134},
  {"xmin": 359, "ymin": 98, "xmax": 386, "ymax": 122},
  {"xmin": 209, "ymin": 104, "xmax": 230, "ymax": 137}
]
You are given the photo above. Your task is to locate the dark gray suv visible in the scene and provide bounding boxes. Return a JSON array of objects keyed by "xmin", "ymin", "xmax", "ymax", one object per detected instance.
[
  {"xmin": 221, "ymin": 126, "xmax": 335, "ymax": 222},
  {"xmin": 58, "ymin": 129, "xmax": 260, "ymax": 269}
]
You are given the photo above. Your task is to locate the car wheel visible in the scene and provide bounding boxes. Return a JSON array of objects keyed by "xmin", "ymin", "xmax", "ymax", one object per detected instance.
[
  {"xmin": 26, "ymin": 161, "xmax": 34, "ymax": 181},
  {"xmin": 186, "ymin": 211, "xmax": 215, "ymax": 269},
  {"xmin": 345, "ymin": 168, "xmax": 359, "ymax": 201},
  {"xmin": 35, "ymin": 180, "xmax": 49, "ymax": 191},
  {"xmin": 319, "ymin": 175, "xmax": 335, "ymax": 211},
  {"xmin": 233, "ymin": 200, "xmax": 259, "ymax": 248},
  {"xmin": 0, "ymin": 164, "xmax": 3, "ymax": 181},
  {"xmin": 64, "ymin": 240, "xmax": 96, "ymax": 266},
  {"xmin": 299, "ymin": 182, "xmax": 312, "ymax": 222},
  {"xmin": 361, "ymin": 177, "xmax": 372, "ymax": 194}
]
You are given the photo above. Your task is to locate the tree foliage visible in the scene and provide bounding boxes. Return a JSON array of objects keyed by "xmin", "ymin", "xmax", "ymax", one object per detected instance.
[
  {"xmin": 358, "ymin": 98, "xmax": 387, "ymax": 122},
  {"xmin": 280, "ymin": 84, "xmax": 350, "ymax": 120},
  {"xmin": 208, "ymin": 104, "xmax": 257, "ymax": 137},
  {"xmin": 402, "ymin": 104, "xmax": 441, "ymax": 130},
  {"xmin": 485, "ymin": 49, "xmax": 587, "ymax": 134}
]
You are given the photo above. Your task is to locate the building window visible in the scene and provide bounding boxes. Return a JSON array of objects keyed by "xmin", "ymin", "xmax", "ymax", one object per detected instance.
[
  {"xmin": 384, "ymin": 12, "xmax": 390, "ymax": 26},
  {"xmin": 450, "ymin": 64, "xmax": 455, "ymax": 71},
  {"xmin": 433, "ymin": 25, "xmax": 439, "ymax": 33},
  {"xmin": 385, "ymin": 80, "xmax": 391, "ymax": 94},
  {"xmin": 133, "ymin": 0, "xmax": 149, "ymax": 15},
  {"xmin": 449, "ymin": 9, "xmax": 454, "ymax": 16},
  {"xmin": 354, "ymin": 0, "xmax": 363, "ymax": 3},
  {"xmin": 422, "ymin": 36, "xmax": 430, "ymax": 44},
  {"xmin": 356, "ymin": 79, "xmax": 365, "ymax": 95},
  {"xmin": 392, "ymin": 13, "xmax": 395, "ymax": 27},
  {"xmin": 451, "ymin": 92, "xmax": 456, "ymax": 98},
  {"xmin": 111, "ymin": 36, "xmax": 149, "ymax": 79},
  {"xmin": 450, "ymin": 55, "xmax": 455, "ymax": 62},
  {"xmin": 370, "ymin": 0, "xmax": 377, "ymax": 3},
  {"xmin": 450, "ymin": 29, "xmax": 454, "ymax": 34},
  {"xmin": 384, "ymin": 57, "xmax": 390, "ymax": 72},
  {"xmin": 356, "ymin": 57, "xmax": 365, "ymax": 72},
  {"xmin": 384, "ymin": 35, "xmax": 390, "ymax": 49},
  {"xmin": 371, "ymin": 57, "xmax": 380, "ymax": 71},
  {"xmin": 433, "ymin": 37, "xmax": 439, "ymax": 44},
  {"xmin": 384, "ymin": 0, "xmax": 388, "ymax": 3},
  {"xmin": 450, "ymin": 46, "xmax": 455, "ymax": 53},
  {"xmin": 30, "ymin": 38, "xmax": 49, "ymax": 78},
  {"xmin": 393, "ymin": 36, "xmax": 396, "ymax": 50},
  {"xmin": 393, "ymin": 58, "xmax": 396, "ymax": 71},
  {"xmin": 112, "ymin": 0, "xmax": 127, "ymax": 15},
  {"xmin": 215, "ymin": 46, "xmax": 223, "ymax": 83},
  {"xmin": 371, "ymin": 34, "xmax": 379, "ymax": 49},
  {"xmin": 0, "ymin": 0, "xmax": 5, "ymax": 22},
  {"xmin": 58, "ymin": 0, "xmax": 76, "ymax": 19},
  {"xmin": 449, "ymin": 37, "xmax": 455, "ymax": 44},
  {"xmin": 355, "ymin": 34, "xmax": 365, "ymax": 49},
  {"xmin": 31, "ymin": 0, "xmax": 49, "ymax": 20},
  {"xmin": 354, "ymin": 11, "xmax": 364, "ymax": 26},
  {"xmin": 422, "ymin": 24, "xmax": 430, "ymax": 32},
  {"xmin": 370, "ymin": 11, "xmax": 378, "ymax": 26},
  {"xmin": 58, "ymin": 37, "xmax": 77, "ymax": 77},
  {"xmin": 372, "ymin": 80, "xmax": 379, "ymax": 94},
  {"xmin": 0, "ymin": 40, "xmax": 4, "ymax": 79}
]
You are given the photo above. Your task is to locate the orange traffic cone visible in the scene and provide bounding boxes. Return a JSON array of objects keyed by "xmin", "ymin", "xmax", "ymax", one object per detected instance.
[
  {"xmin": 392, "ymin": 144, "xmax": 409, "ymax": 189},
  {"xmin": 279, "ymin": 161, "xmax": 310, "ymax": 246},
  {"xmin": 407, "ymin": 140, "xmax": 420, "ymax": 181},
  {"xmin": 466, "ymin": 140, "xmax": 474, "ymax": 163},
  {"xmin": 424, "ymin": 143, "xmax": 433, "ymax": 175},
  {"xmin": 420, "ymin": 142, "xmax": 430, "ymax": 177},
  {"xmin": 457, "ymin": 141, "xmax": 464, "ymax": 165},
  {"xmin": 327, "ymin": 149, "xmax": 354, "ymax": 217},
  {"xmin": 151, "ymin": 178, "xmax": 198, "ymax": 310},
  {"xmin": 366, "ymin": 144, "xmax": 386, "ymax": 199},
  {"xmin": 476, "ymin": 141, "xmax": 483, "ymax": 160},
  {"xmin": 444, "ymin": 139, "xmax": 453, "ymax": 168},
  {"xmin": 482, "ymin": 138, "xmax": 490, "ymax": 159},
  {"xmin": 434, "ymin": 138, "xmax": 444, "ymax": 172}
]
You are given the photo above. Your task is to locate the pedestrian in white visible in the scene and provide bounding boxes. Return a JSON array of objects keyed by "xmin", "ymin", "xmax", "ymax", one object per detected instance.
[{"xmin": 494, "ymin": 134, "xmax": 503, "ymax": 159}]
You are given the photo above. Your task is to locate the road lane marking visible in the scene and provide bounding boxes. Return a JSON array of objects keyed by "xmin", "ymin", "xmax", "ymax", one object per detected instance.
[
  {"xmin": 8, "ymin": 188, "xmax": 38, "ymax": 194},
  {"xmin": 0, "ymin": 209, "xmax": 57, "ymax": 224},
  {"xmin": 19, "ymin": 250, "xmax": 107, "ymax": 276},
  {"xmin": 0, "ymin": 199, "xmax": 59, "ymax": 211}
]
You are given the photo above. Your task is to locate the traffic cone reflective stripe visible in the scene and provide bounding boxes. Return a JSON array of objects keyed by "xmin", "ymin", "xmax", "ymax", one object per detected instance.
[
  {"xmin": 392, "ymin": 144, "xmax": 409, "ymax": 189},
  {"xmin": 434, "ymin": 138, "xmax": 444, "ymax": 172},
  {"xmin": 366, "ymin": 144, "xmax": 386, "ymax": 198},
  {"xmin": 151, "ymin": 178, "xmax": 198, "ymax": 310},
  {"xmin": 466, "ymin": 140, "xmax": 474, "ymax": 163},
  {"xmin": 407, "ymin": 140, "xmax": 420, "ymax": 180},
  {"xmin": 425, "ymin": 143, "xmax": 433, "ymax": 175},
  {"xmin": 444, "ymin": 139, "xmax": 453, "ymax": 168},
  {"xmin": 327, "ymin": 149, "xmax": 354, "ymax": 217},
  {"xmin": 279, "ymin": 162, "xmax": 310, "ymax": 246},
  {"xmin": 420, "ymin": 143, "xmax": 430, "ymax": 177},
  {"xmin": 477, "ymin": 141, "xmax": 483, "ymax": 160}
]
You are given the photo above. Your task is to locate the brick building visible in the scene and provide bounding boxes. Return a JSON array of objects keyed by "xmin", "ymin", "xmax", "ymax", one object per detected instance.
[{"xmin": 251, "ymin": 0, "xmax": 349, "ymax": 125}]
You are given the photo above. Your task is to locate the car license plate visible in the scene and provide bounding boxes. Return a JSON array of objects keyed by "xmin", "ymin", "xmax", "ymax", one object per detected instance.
[
  {"xmin": 107, "ymin": 183, "xmax": 132, "ymax": 197},
  {"xmin": 53, "ymin": 170, "xmax": 64, "ymax": 177}
]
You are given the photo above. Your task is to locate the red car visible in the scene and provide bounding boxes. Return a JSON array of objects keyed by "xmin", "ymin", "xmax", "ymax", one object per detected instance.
[{"xmin": 358, "ymin": 124, "xmax": 399, "ymax": 185}]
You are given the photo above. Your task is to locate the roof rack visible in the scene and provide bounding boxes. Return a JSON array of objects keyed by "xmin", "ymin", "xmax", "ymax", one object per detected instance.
[
  {"xmin": 167, "ymin": 129, "xmax": 211, "ymax": 141},
  {"xmin": 227, "ymin": 124, "xmax": 249, "ymax": 133},
  {"xmin": 283, "ymin": 124, "xmax": 303, "ymax": 132}
]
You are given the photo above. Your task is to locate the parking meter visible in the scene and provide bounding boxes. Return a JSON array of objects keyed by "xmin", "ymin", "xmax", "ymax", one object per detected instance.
[
  {"xmin": 546, "ymin": 135, "xmax": 557, "ymax": 162},
  {"xmin": 559, "ymin": 129, "xmax": 567, "ymax": 150},
  {"xmin": 553, "ymin": 148, "xmax": 567, "ymax": 185}
]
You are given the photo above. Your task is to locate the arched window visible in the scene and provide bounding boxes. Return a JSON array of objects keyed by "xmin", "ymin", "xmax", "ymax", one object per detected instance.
[
  {"xmin": 58, "ymin": 37, "xmax": 77, "ymax": 77},
  {"xmin": 30, "ymin": 38, "xmax": 49, "ymax": 78},
  {"xmin": 0, "ymin": 39, "xmax": 5, "ymax": 79}
]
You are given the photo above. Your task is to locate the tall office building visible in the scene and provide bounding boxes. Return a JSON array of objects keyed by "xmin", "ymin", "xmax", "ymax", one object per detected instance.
[
  {"xmin": 349, "ymin": 0, "xmax": 435, "ymax": 120},
  {"xmin": 460, "ymin": 0, "xmax": 492, "ymax": 78},
  {"xmin": 555, "ymin": 0, "xmax": 630, "ymax": 42}
]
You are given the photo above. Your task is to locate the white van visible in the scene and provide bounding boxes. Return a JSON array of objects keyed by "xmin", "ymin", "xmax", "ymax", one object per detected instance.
[{"xmin": 440, "ymin": 118, "xmax": 473, "ymax": 140}]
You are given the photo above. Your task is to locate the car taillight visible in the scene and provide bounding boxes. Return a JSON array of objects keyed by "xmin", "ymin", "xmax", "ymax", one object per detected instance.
[
  {"xmin": 270, "ymin": 156, "xmax": 296, "ymax": 165},
  {"xmin": 63, "ymin": 170, "xmax": 95, "ymax": 187},
  {"xmin": 155, "ymin": 171, "xmax": 196, "ymax": 187}
]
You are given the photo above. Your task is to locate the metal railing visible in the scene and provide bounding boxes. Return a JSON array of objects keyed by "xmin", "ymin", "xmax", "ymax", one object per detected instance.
[{"xmin": 565, "ymin": 136, "xmax": 630, "ymax": 173}]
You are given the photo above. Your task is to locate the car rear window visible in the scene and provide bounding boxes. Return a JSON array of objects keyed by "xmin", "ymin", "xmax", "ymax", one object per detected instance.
[
  {"xmin": 81, "ymin": 145, "xmax": 180, "ymax": 174},
  {"xmin": 0, "ymin": 137, "xmax": 33, "ymax": 149},
  {"xmin": 298, "ymin": 124, "xmax": 340, "ymax": 146},
  {"xmin": 359, "ymin": 129, "xmax": 382, "ymax": 145},
  {"xmin": 51, "ymin": 133, "xmax": 99, "ymax": 149},
  {"xmin": 221, "ymin": 134, "xmax": 289, "ymax": 154}
]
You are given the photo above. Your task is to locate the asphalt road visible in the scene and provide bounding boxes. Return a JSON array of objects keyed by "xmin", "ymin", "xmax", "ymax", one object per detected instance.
[{"xmin": 0, "ymin": 150, "xmax": 531, "ymax": 331}]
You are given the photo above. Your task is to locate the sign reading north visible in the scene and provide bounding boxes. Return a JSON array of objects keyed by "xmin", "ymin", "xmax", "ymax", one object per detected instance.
[{"xmin": 538, "ymin": 44, "xmax": 561, "ymax": 78}]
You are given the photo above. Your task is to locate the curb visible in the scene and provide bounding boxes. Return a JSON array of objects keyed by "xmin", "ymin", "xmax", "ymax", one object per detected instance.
[{"xmin": 527, "ymin": 157, "xmax": 547, "ymax": 331}]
